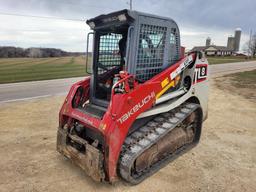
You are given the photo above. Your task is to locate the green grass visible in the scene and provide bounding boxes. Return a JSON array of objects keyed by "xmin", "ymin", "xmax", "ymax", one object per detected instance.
[
  {"xmin": 0, "ymin": 55, "xmax": 255, "ymax": 84},
  {"xmin": 219, "ymin": 69, "xmax": 256, "ymax": 101},
  {"xmin": 207, "ymin": 56, "xmax": 256, "ymax": 64},
  {"xmin": 0, "ymin": 56, "xmax": 89, "ymax": 84},
  {"xmin": 229, "ymin": 69, "xmax": 256, "ymax": 89},
  {"xmin": 216, "ymin": 69, "xmax": 256, "ymax": 102}
]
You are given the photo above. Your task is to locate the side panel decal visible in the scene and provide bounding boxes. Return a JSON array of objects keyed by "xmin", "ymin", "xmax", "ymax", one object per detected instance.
[{"xmin": 194, "ymin": 64, "xmax": 208, "ymax": 84}]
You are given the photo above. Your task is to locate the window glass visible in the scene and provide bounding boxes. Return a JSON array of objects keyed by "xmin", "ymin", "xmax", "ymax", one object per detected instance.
[
  {"xmin": 98, "ymin": 33, "xmax": 122, "ymax": 74},
  {"xmin": 170, "ymin": 33, "xmax": 176, "ymax": 45},
  {"xmin": 136, "ymin": 24, "xmax": 167, "ymax": 82},
  {"xmin": 168, "ymin": 31, "xmax": 179, "ymax": 65}
]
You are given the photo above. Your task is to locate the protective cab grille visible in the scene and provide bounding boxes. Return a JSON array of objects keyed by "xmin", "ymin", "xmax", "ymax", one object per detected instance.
[
  {"xmin": 98, "ymin": 33, "xmax": 122, "ymax": 74},
  {"xmin": 136, "ymin": 24, "xmax": 167, "ymax": 82}
]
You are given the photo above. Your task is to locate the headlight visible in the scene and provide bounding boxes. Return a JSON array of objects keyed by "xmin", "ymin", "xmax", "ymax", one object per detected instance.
[{"xmin": 118, "ymin": 14, "xmax": 127, "ymax": 21}]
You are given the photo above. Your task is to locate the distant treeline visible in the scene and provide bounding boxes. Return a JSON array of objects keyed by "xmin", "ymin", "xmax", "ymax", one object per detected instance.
[{"xmin": 0, "ymin": 46, "xmax": 86, "ymax": 58}]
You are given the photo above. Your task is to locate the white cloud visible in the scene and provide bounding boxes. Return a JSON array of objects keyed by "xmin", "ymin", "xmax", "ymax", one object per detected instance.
[
  {"xmin": 180, "ymin": 26, "xmax": 250, "ymax": 51},
  {"xmin": 180, "ymin": 31, "xmax": 210, "ymax": 36},
  {"xmin": 0, "ymin": 14, "xmax": 90, "ymax": 51},
  {"xmin": 0, "ymin": 0, "xmax": 254, "ymax": 52}
]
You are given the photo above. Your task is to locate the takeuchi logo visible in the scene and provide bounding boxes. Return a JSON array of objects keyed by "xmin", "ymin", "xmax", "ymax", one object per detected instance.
[{"xmin": 117, "ymin": 92, "xmax": 155, "ymax": 124}]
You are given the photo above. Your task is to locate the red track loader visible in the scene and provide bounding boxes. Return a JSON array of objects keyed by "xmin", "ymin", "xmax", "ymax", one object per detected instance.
[{"xmin": 57, "ymin": 9, "xmax": 209, "ymax": 184}]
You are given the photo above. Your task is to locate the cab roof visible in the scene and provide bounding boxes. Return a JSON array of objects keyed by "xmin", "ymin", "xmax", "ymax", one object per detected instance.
[{"xmin": 86, "ymin": 9, "xmax": 177, "ymax": 30}]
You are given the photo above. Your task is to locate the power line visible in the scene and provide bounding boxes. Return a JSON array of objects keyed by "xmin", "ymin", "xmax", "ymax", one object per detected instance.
[
  {"xmin": 0, "ymin": 0, "xmax": 131, "ymax": 22},
  {"xmin": 0, "ymin": 0, "xmax": 130, "ymax": 22},
  {"xmin": 42, "ymin": 0, "xmax": 118, "ymax": 11},
  {"xmin": 0, "ymin": 11, "xmax": 85, "ymax": 22}
]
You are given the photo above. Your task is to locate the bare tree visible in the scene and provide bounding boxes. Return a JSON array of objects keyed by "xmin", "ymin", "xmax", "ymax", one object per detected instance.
[
  {"xmin": 0, "ymin": 46, "xmax": 84, "ymax": 58},
  {"xmin": 245, "ymin": 33, "xmax": 256, "ymax": 57},
  {"xmin": 28, "ymin": 48, "xmax": 42, "ymax": 58}
]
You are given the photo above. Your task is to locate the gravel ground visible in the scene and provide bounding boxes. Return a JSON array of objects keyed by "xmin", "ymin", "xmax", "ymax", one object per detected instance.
[{"xmin": 0, "ymin": 78, "xmax": 255, "ymax": 192}]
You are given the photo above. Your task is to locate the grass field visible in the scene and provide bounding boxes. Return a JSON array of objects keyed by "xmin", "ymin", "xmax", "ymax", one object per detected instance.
[
  {"xmin": 0, "ymin": 56, "xmax": 88, "ymax": 84},
  {"xmin": 216, "ymin": 69, "xmax": 256, "ymax": 101},
  {"xmin": 207, "ymin": 56, "xmax": 256, "ymax": 64},
  {"xmin": 229, "ymin": 69, "xmax": 256, "ymax": 88},
  {"xmin": 0, "ymin": 56, "xmax": 255, "ymax": 84}
]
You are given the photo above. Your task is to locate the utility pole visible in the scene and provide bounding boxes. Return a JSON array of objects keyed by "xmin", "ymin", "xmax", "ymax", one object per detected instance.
[{"xmin": 129, "ymin": 0, "xmax": 133, "ymax": 10}]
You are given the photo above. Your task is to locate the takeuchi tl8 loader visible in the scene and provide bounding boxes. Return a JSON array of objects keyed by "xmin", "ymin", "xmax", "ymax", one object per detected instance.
[{"xmin": 57, "ymin": 9, "xmax": 209, "ymax": 184}]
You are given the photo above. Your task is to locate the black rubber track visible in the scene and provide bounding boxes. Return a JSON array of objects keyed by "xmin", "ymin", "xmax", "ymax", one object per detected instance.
[{"xmin": 118, "ymin": 103, "xmax": 203, "ymax": 184}]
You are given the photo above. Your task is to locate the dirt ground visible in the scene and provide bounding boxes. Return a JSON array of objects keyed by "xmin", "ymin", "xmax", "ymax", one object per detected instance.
[{"xmin": 0, "ymin": 78, "xmax": 255, "ymax": 192}]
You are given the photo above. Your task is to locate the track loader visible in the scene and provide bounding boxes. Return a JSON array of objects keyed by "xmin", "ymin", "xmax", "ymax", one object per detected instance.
[{"xmin": 57, "ymin": 9, "xmax": 209, "ymax": 184}]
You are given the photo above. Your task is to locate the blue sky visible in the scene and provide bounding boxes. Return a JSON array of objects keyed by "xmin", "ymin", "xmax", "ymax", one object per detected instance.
[{"xmin": 0, "ymin": 0, "xmax": 255, "ymax": 51}]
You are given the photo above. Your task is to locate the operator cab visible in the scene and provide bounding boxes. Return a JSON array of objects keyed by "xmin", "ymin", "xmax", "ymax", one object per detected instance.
[
  {"xmin": 86, "ymin": 10, "xmax": 132, "ymax": 108},
  {"xmin": 92, "ymin": 26, "xmax": 128, "ymax": 103},
  {"xmin": 86, "ymin": 9, "xmax": 181, "ymax": 109}
]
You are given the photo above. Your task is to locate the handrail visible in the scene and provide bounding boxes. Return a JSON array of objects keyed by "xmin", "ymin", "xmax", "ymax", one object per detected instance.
[
  {"xmin": 110, "ymin": 74, "xmax": 134, "ymax": 118},
  {"xmin": 111, "ymin": 74, "xmax": 134, "ymax": 96},
  {"xmin": 86, "ymin": 32, "xmax": 94, "ymax": 74},
  {"xmin": 125, "ymin": 26, "xmax": 134, "ymax": 71}
]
